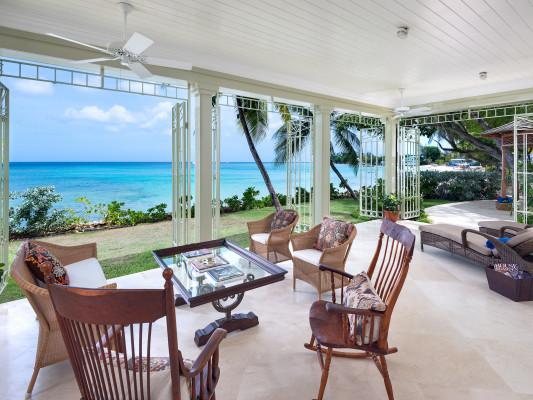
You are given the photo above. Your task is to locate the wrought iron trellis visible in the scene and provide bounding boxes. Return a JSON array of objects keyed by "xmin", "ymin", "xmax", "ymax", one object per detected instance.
[
  {"xmin": 398, "ymin": 126, "xmax": 421, "ymax": 219},
  {"xmin": 0, "ymin": 58, "xmax": 187, "ymax": 100},
  {"xmin": 359, "ymin": 127, "xmax": 385, "ymax": 218},
  {"xmin": 0, "ymin": 83, "xmax": 8, "ymax": 294},
  {"xmin": 513, "ymin": 114, "xmax": 533, "ymax": 224}
]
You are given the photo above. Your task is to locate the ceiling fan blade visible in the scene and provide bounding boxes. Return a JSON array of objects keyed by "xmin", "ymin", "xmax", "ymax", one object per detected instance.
[
  {"xmin": 128, "ymin": 62, "xmax": 153, "ymax": 79},
  {"xmin": 46, "ymin": 33, "xmax": 112, "ymax": 55},
  {"xmin": 123, "ymin": 32, "xmax": 154, "ymax": 54},
  {"xmin": 144, "ymin": 57, "xmax": 192, "ymax": 70},
  {"xmin": 70, "ymin": 57, "xmax": 119, "ymax": 64}
]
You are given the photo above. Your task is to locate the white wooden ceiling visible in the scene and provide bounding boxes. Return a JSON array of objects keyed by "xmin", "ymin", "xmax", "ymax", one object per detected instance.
[{"xmin": 2, "ymin": 0, "xmax": 533, "ymax": 108}]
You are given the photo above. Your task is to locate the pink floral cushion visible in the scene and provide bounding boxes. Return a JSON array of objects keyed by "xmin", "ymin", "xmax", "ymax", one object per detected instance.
[
  {"xmin": 314, "ymin": 218, "xmax": 354, "ymax": 250},
  {"xmin": 270, "ymin": 210, "xmax": 297, "ymax": 230}
]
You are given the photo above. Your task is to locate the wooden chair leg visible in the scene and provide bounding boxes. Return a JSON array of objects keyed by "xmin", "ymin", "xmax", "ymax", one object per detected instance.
[
  {"xmin": 292, "ymin": 272, "xmax": 296, "ymax": 290},
  {"xmin": 26, "ymin": 365, "xmax": 41, "ymax": 397},
  {"xmin": 316, "ymin": 347, "xmax": 332, "ymax": 400},
  {"xmin": 379, "ymin": 355, "xmax": 394, "ymax": 400}
]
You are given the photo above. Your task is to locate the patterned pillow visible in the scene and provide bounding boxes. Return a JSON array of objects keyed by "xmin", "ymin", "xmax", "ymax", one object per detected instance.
[
  {"xmin": 314, "ymin": 217, "xmax": 354, "ymax": 250},
  {"xmin": 343, "ymin": 272, "xmax": 386, "ymax": 346},
  {"xmin": 24, "ymin": 242, "xmax": 69, "ymax": 285},
  {"xmin": 270, "ymin": 210, "xmax": 297, "ymax": 230}
]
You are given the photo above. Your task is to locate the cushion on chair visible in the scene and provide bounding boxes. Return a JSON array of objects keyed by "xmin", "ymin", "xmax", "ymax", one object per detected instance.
[
  {"xmin": 419, "ymin": 224, "xmax": 494, "ymax": 256},
  {"xmin": 314, "ymin": 217, "xmax": 354, "ymax": 250},
  {"xmin": 478, "ymin": 220, "xmax": 527, "ymax": 231},
  {"xmin": 250, "ymin": 232, "xmax": 270, "ymax": 245},
  {"xmin": 506, "ymin": 228, "xmax": 533, "ymax": 256},
  {"xmin": 63, "ymin": 257, "xmax": 107, "ymax": 288},
  {"xmin": 25, "ymin": 241, "xmax": 69, "ymax": 285},
  {"xmin": 343, "ymin": 272, "xmax": 386, "ymax": 346},
  {"xmin": 292, "ymin": 249, "xmax": 323, "ymax": 266},
  {"xmin": 270, "ymin": 209, "xmax": 297, "ymax": 230}
]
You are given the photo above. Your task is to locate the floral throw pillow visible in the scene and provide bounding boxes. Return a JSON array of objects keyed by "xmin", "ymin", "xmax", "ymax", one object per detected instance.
[
  {"xmin": 25, "ymin": 242, "xmax": 69, "ymax": 285},
  {"xmin": 343, "ymin": 272, "xmax": 386, "ymax": 345},
  {"xmin": 314, "ymin": 217, "xmax": 354, "ymax": 250},
  {"xmin": 270, "ymin": 210, "xmax": 297, "ymax": 230}
]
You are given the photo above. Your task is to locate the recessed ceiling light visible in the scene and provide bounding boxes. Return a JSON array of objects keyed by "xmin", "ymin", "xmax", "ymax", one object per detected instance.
[
  {"xmin": 479, "ymin": 71, "xmax": 488, "ymax": 80},
  {"xmin": 397, "ymin": 26, "xmax": 409, "ymax": 39}
]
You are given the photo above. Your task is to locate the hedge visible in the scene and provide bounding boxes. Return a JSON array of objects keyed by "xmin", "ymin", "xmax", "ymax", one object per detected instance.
[{"xmin": 420, "ymin": 171, "xmax": 499, "ymax": 201}]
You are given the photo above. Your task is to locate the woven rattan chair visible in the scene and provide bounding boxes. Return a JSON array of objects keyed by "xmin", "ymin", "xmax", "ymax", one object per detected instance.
[
  {"xmin": 10, "ymin": 240, "xmax": 116, "ymax": 397},
  {"xmin": 247, "ymin": 210, "xmax": 298, "ymax": 263},
  {"xmin": 291, "ymin": 221, "xmax": 356, "ymax": 298},
  {"xmin": 478, "ymin": 220, "xmax": 532, "ymax": 237},
  {"xmin": 47, "ymin": 268, "xmax": 227, "ymax": 400},
  {"xmin": 304, "ymin": 220, "xmax": 415, "ymax": 400}
]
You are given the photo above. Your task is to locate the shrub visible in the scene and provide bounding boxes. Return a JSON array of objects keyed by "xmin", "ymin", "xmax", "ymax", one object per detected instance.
[
  {"xmin": 294, "ymin": 186, "xmax": 311, "ymax": 203},
  {"xmin": 241, "ymin": 187, "xmax": 261, "ymax": 210},
  {"xmin": 420, "ymin": 171, "xmax": 499, "ymax": 201},
  {"xmin": 224, "ymin": 195, "xmax": 242, "ymax": 212},
  {"xmin": 9, "ymin": 186, "xmax": 72, "ymax": 237}
]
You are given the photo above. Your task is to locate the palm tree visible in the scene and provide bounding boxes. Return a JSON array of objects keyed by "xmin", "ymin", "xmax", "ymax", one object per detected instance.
[
  {"xmin": 272, "ymin": 110, "xmax": 361, "ymax": 202},
  {"xmin": 235, "ymin": 96, "xmax": 282, "ymax": 211}
]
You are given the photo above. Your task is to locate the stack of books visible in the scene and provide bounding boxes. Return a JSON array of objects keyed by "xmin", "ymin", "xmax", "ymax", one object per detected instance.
[{"xmin": 182, "ymin": 249, "xmax": 244, "ymax": 282}]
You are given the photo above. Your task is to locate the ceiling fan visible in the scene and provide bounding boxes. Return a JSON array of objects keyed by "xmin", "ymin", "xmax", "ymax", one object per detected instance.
[
  {"xmin": 46, "ymin": 2, "xmax": 192, "ymax": 79},
  {"xmin": 393, "ymin": 88, "xmax": 431, "ymax": 119}
]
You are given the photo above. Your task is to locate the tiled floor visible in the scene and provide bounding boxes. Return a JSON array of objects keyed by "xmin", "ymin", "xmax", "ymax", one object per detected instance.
[{"xmin": 2, "ymin": 216, "xmax": 533, "ymax": 399}]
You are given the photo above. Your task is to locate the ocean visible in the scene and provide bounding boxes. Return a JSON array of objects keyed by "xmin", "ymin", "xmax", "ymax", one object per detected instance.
[{"xmin": 9, "ymin": 162, "xmax": 365, "ymax": 211}]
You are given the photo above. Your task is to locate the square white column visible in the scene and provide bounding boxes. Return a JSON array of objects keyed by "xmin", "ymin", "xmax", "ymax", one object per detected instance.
[
  {"xmin": 313, "ymin": 104, "xmax": 333, "ymax": 224},
  {"xmin": 384, "ymin": 117, "xmax": 398, "ymax": 194}
]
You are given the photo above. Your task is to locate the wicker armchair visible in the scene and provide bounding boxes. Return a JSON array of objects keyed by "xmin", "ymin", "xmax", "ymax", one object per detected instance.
[
  {"xmin": 10, "ymin": 240, "xmax": 116, "ymax": 397},
  {"xmin": 478, "ymin": 220, "xmax": 532, "ymax": 237},
  {"xmin": 247, "ymin": 211, "xmax": 298, "ymax": 263},
  {"xmin": 291, "ymin": 221, "xmax": 356, "ymax": 298}
]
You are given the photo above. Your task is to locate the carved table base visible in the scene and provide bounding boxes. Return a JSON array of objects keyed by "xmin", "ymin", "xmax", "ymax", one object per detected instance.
[{"xmin": 194, "ymin": 311, "xmax": 259, "ymax": 346}]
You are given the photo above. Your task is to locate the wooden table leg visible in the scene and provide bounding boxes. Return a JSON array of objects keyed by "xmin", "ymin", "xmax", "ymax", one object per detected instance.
[
  {"xmin": 194, "ymin": 312, "xmax": 259, "ymax": 346},
  {"xmin": 174, "ymin": 294, "xmax": 187, "ymax": 307}
]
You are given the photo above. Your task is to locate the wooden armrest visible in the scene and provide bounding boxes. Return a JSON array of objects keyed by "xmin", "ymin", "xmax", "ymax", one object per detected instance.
[
  {"xmin": 183, "ymin": 328, "xmax": 227, "ymax": 377},
  {"xmin": 319, "ymin": 264, "xmax": 354, "ymax": 280},
  {"xmin": 325, "ymin": 302, "xmax": 384, "ymax": 317}
]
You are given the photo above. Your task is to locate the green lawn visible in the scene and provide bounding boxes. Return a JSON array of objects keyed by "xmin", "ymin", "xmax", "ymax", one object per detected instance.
[{"xmin": 0, "ymin": 198, "xmax": 442, "ymax": 304}]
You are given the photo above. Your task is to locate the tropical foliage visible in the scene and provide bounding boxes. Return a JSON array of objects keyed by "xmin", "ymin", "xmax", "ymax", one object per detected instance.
[{"xmin": 420, "ymin": 171, "xmax": 499, "ymax": 201}]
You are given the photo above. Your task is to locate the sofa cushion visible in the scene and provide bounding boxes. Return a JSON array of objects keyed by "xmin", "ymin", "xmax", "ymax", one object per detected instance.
[
  {"xmin": 315, "ymin": 217, "xmax": 354, "ymax": 250},
  {"xmin": 419, "ymin": 224, "xmax": 493, "ymax": 256},
  {"xmin": 506, "ymin": 229, "xmax": 533, "ymax": 256},
  {"xmin": 251, "ymin": 232, "xmax": 270, "ymax": 245},
  {"xmin": 25, "ymin": 242, "xmax": 69, "ymax": 285},
  {"xmin": 292, "ymin": 249, "xmax": 322, "ymax": 266},
  {"xmin": 63, "ymin": 257, "xmax": 107, "ymax": 288},
  {"xmin": 343, "ymin": 272, "xmax": 386, "ymax": 346},
  {"xmin": 270, "ymin": 209, "xmax": 297, "ymax": 230}
]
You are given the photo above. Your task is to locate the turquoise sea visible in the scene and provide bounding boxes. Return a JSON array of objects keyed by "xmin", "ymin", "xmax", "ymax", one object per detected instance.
[{"xmin": 9, "ymin": 162, "xmax": 363, "ymax": 211}]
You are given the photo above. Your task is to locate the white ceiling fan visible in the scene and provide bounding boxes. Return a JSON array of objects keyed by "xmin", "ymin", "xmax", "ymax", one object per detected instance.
[
  {"xmin": 46, "ymin": 2, "xmax": 192, "ymax": 79},
  {"xmin": 393, "ymin": 88, "xmax": 432, "ymax": 119}
]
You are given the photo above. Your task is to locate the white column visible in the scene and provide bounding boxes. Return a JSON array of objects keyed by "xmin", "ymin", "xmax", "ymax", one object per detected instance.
[
  {"xmin": 191, "ymin": 83, "xmax": 217, "ymax": 241},
  {"xmin": 313, "ymin": 104, "xmax": 333, "ymax": 225},
  {"xmin": 384, "ymin": 117, "xmax": 398, "ymax": 194}
]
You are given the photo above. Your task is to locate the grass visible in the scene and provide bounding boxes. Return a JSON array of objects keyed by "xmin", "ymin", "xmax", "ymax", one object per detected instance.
[{"xmin": 0, "ymin": 197, "xmax": 447, "ymax": 304}]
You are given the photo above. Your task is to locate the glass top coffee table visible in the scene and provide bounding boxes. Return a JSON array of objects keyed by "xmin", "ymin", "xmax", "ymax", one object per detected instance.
[{"xmin": 152, "ymin": 238, "xmax": 287, "ymax": 346}]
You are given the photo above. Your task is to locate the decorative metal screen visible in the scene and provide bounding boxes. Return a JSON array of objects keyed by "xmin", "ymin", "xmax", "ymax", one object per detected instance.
[
  {"xmin": 0, "ymin": 83, "xmax": 8, "ymax": 294},
  {"xmin": 398, "ymin": 126, "xmax": 421, "ymax": 219},
  {"xmin": 359, "ymin": 128, "xmax": 385, "ymax": 218},
  {"xmin": 286, "ymin": 117, "xmax": 313, "ymax": 232},
  {"xmin": 171, "ymin": 101, "xmax": 193, "ymax": 245},
  {"xmin": 513, "ymin": 114, "xmax": 533, "ymax": 224}
]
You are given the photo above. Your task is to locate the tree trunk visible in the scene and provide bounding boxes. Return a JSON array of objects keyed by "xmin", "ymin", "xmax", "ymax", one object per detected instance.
[
  {"xmin": 330, "ymin": 160, "xmax": 358, "ymax": 202},
  {"xmin": 445, "ymin": 122, "xmax": 502, "ymax": 162},
  {"xmin": 236, "ymin": 99, "xmax": 282, "ymax": 211}
]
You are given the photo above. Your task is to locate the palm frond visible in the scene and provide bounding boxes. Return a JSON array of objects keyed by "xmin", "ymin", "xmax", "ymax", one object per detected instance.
[{"xmin": 235, "ymin": 96, "xmax": 269, "ymax": 142}]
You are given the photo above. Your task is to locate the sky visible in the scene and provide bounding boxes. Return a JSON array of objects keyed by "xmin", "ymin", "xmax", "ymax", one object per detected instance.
[{"xmin": 3, "ymin": 76, "xmax": 281, "ymax": 162}]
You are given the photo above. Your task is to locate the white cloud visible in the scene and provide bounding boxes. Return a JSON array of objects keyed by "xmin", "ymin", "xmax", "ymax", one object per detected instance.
[
  {"xmin": 14, "ymin": 80, "xmax": 54, "ymax": 95},
  {"xmin": 64, "ymin": 105, "xmax": 136, "ymax": 124},
  {"xmin": 64, "ymin": 101, "xmax": 173, "ymax": 131}
]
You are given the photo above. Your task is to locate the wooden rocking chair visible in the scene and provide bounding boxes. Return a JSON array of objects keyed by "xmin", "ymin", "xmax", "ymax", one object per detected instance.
[
  {"xmin": 304, "ymin": 220, "xmax": 415, "ymax": 400},
  {"xmin": 47, "ymin": 268, "xmax": 227, "ymax": 400}
]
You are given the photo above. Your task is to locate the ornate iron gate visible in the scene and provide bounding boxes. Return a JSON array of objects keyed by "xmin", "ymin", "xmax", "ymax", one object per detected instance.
[
  {"xmin": 171, "ymin": 100, "xmax": 193, "ymax": 245},
  {"xmin": 398, "ymin": 126, "xmax": 421, "ymax": 219},
  {"xmin": 359, "ymin": 127, "xmax": 385, "ymax": 218},
  {"xmin": 0, "ymin": 83, "xmax": 8, "ymax": 294},
  {"xmin": 513, "ymin": 114, "xmax": 533, "ymax": 223},
  {"xmin": 286, "ymin": 117, "xmax": 313, "ymax": 232}
]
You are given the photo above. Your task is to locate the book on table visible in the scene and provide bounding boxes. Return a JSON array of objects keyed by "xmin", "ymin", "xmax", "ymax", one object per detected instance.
[
  {"xmin": 207, "ymin": 265, "xmax": 244, "ymax": 282},
  {"xmin": 190, "ymin": 255, "xmax": 228, "ymax": 272},
  {"xmin": 182, "ymin": 248, "xmax": 212, "ymax": 259}
]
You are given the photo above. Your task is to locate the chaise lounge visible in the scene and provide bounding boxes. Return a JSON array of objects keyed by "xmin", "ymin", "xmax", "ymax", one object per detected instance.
[
  {"xmin": 419, "ymin": 223, "xmax": 533, "ymax": 272},
  {"xmin": 478, "ymin": 220, "xmax": 532, "ymax": 237}
]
